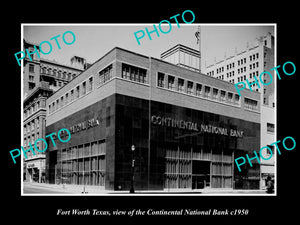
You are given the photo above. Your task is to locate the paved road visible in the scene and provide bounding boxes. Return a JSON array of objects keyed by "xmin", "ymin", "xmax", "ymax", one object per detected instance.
[
  {"xmin": 23, "ymin": 186, "xmax": 70, "ymax": 194},
  {"xmin": 23, "ymin": 182, "xmax": 268, "ymax": 195}
]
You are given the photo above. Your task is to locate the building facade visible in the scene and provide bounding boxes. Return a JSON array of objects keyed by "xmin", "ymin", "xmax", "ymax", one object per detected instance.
[
  {"xmin": 45, "ymin": 47, "xmax": 261, "ymax": 191},
  {"xmin": 23, "ymin": 40, "xmax": 85, "ymax": 99},
  {"xmin": 161, "ymin": 32, "xmax": 276, "ymax": 189},
  {"xmin": 23, "ymin": 40, "xmax": 86, "ymax": 183},
  {"xmin": 205, "ymin": 32, "xmax": 275, "ymax": 107},
  {"xmin": 23, "ymin": 81, "xmax": 53, "ymax": 182}
]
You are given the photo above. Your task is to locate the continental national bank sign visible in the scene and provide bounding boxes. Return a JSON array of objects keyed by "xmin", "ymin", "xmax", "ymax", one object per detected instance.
[{"xmin": 151, "ymin": 115, "xmax": 244, "ymax": 138}]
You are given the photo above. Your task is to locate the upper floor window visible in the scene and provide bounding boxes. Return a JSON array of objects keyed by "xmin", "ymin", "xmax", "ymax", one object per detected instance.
[
  {"xmin": 99, "ymin": 64, "xmax": 113, "ymax": 85},
  {"xmin": 157, "ymin": 72, "xmax": 164, "ymax": 88},
  {"xmin": 177, "ymin": 78, "xmax": 184, "ymax": 92},
  {"xmin": 29, "ymin": 64, "xmax": 34, "ymax": 73},
  {"xmin": 167, "ymin": 75, "xmax": 175, "ymax": 90},
  {"xmin": 196, "ymin": 83, "xmax": 202, "ymax": 96},
  {"xmin": 122, "ymin": 63, "xmax": 146, "ymax": 84},
  {"xmin": 88, "ymin": 77, "xmax": 93, "ymax": 91},
  {"xmin": 187, "ymin": 81, "xmax": 193, "ymax": 95},
  {"xmin": 267, "ymin": 123, "xmax": 275, "ymax": 133},
  {"xmin": 244, "ymin": 97, "xmax": 258, "ymax": 110}
]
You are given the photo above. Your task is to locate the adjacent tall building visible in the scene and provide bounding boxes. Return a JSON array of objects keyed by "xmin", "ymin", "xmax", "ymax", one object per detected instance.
[{"xmin": 23, "ymin": 40, "xmax": 87, "ymax": 182}]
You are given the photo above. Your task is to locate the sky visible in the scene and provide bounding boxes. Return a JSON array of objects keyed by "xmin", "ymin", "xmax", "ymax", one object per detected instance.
[{"xmin": 23, "ymin": 24, "xmax": 274, "ymax": 70}]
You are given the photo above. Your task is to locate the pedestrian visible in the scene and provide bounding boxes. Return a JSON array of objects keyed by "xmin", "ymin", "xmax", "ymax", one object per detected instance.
[{"xmin": 266, "ymin": 176, "xmax": 274, "ymax": 193}]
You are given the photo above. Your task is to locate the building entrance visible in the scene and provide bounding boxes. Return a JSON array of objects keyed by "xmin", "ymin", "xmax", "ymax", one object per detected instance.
[{"xmin": 192, "ymin": 160, "xmax": 210, "ymax": 189}]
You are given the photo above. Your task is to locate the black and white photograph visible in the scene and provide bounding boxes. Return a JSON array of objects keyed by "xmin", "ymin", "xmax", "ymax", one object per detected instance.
[
  {"xmin": 21, "ymin": 24, "xmax": 276, "ymax": 196},
  {"xmin": 3, "ymin": 4, "xmax": 298, "ymax": 224}
]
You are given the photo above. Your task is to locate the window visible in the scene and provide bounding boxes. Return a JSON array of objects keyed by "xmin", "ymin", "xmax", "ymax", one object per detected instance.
[
  {"xmin": 76, "ymin": 86, "xmax": 80, "ymax": 99},
  {"xmin": 196, "ymin": 83, "xmax": 202, "ymax": 96},
  {"xmin": 227, "ymin": 92, "xmax": 233, "ymax": 103},
  {"xmin": 212, "ymin": 88, "xmax": 218, "ymax": 100},
  {"xmin": 167, "ymin": 75, "xmax": 175, "ymax": 90},
  {"xmin": 65, "ymin": 93, "xmax": 69, "ymax": 105},
  {"xmin": 220, "ymin": 90, "xmax": 226, "ymax": 102},
  {"xmin": 56, "ymin": 99, "xmax": 59, "ymax": 109},
  {"xmin": 204, "ymin": 86, "xmax": 210, "ymax": 98},
  {"xmin": 60, "ymin": 96, "xmax": 64, "ymax": 108},
  {"xmin": 187, "ymin": 81, "xmax": 193, "ymax": 95},
  {"xmin": 122, "ymin": 63, "xmax": 147, "ymax": 83},
  {"xmin": 178, "ymin": 78, "xmax": 184, "ymax": 92},
  {"xmin": 267, "ymin": 123, "xmax": 275, "ymax": 133},
  {"xmin": 99, "ymin": 64, "xmax": 113, "ymax": 85},
  {"xmin": 70, "ymin": 89, "xmax": 74, "ymax": 102},
  {"xmin": 88, "ymin": 77, "xmax": 93, "ymax": 91},
  {"xmin": 157, "ymin": 72, "xmax": 165, "ymax": 87},
  {"xmin": 29, "ymin": 64, "xmax": 34, "ymax": 73},
  {"xmin": 82, "ymin": 81, "xmax": 86, "ymax": 95},
  {"xmin": 234, "ymin": 94, "xmax": 240, "ymax": 105},
  {"xmin": 244, "ymin": 97, "xmax": 258, "ymax": 110}
]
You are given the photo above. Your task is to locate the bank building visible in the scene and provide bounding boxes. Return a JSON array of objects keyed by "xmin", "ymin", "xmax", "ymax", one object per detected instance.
[{"xmin": 45, "ymin": 47, "xmax": 261, "ymax": 191}]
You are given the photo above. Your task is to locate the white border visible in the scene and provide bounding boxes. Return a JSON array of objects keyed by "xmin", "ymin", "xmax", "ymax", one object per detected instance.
[{"xmin": 21, "ymin": 23, "xmax": 277, "ymax": 196}]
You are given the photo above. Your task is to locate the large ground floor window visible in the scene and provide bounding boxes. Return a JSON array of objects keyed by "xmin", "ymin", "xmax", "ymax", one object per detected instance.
[
  {"xmin": 55, "ymin": 139, "xmax": 106, "ymax": 186},
  {"xmin": 164, "ymin": 145, "xmax": 234, "ymax": 189}
]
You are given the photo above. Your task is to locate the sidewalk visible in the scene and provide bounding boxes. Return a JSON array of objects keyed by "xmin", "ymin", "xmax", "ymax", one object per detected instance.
[
  {"xmin": 23, "ymin": 182, "xmax": 107, "ymax": 194},
  {"xmin": 23, "ymin": 182, "xmax": 268, "ymax": 195}
]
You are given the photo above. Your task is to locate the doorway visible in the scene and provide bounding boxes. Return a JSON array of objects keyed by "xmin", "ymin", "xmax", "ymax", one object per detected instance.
[{"xmin": 192, "ymin": 160, "xmax": 210, "ymax": 189}]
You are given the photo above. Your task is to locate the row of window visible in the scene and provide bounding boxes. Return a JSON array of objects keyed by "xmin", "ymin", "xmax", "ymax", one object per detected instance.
[
  {"xmin": 237, "ymin": 57, "xmax": 247, "ymax": 66},
  {"xmin": 250, "ymin": 53, "xmax": 259, "ymax": 61},
  {"xmin": 244, "ymin": 97, "xmax": 259, "ymax": 111},
  {"xmin": 48, "ymin": 76, "xmax": 93, "ymax": 114},
  {"xmin": 250, "ymin": 62, "xmax": 259, "ymax": 70},
  {"xmin": 157, "ymin": 72, "xmax": 241, "ymax": 106},
  {"xmin": 49, "ymin": 63, "xmax": 116, "ymax": 115},
  {"xmin": 40, "ymin": 66, "xmax": 79, "ymax": 81},
  {"xmin": 24, "ymin": 117, "xmax": 40, "ymax": 135},
  {"xmin": 237, "ymin": 66, "xmax": 247, "ymax": 74},
  {"xmin": 24, "ymin": 99, "xmax": 46, "ymax": 119},
  {"xmin": 206, "ymin": 53, "xmax": 260, "ymax": 77},
  {"xmin": 121, "ymin": 63, "xmax": 147, "ymax": 84},
  {"xmin": 23, "ymin": 131, "xmax": 44, "ymax": 159}
]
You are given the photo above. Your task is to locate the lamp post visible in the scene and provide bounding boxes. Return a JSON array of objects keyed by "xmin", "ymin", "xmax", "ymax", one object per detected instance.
[{"xmin": 130, "ymin": 145, "xmax": 135, "ymax": 193}]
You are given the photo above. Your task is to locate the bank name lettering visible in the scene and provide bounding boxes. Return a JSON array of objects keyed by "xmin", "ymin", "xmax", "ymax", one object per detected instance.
[{"xmin": 151, "ymin": 115, "xmax": 243, "ymax": 137}]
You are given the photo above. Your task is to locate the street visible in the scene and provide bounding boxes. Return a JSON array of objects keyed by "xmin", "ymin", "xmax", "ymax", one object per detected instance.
[{"xmin": 22, "ymin": 182, "xmax": 268, "ymax": 195}]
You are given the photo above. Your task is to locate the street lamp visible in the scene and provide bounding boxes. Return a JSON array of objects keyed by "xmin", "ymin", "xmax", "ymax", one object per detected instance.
[{"xmin": 130, "ymin": 145, "xmax": 135, "ymax": 193}]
